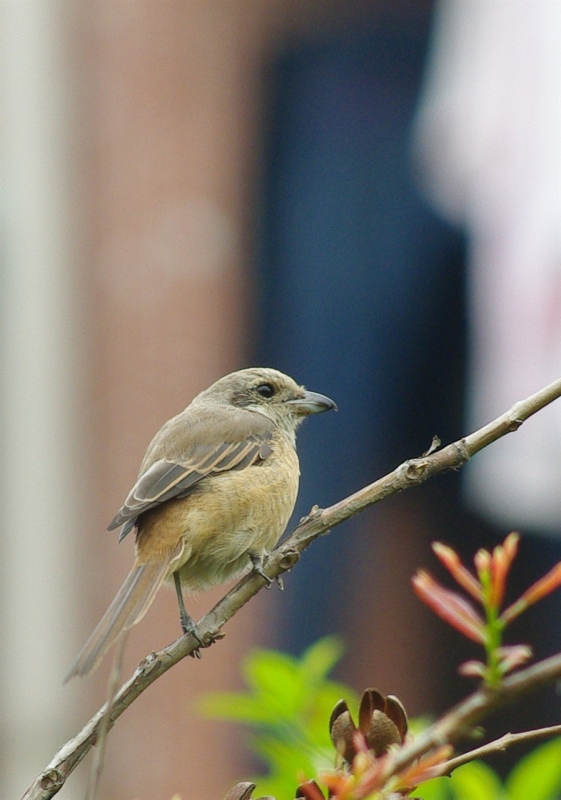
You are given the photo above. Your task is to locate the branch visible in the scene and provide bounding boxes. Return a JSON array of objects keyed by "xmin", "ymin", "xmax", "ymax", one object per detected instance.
[
  {"xmin": 441, "ymin": 723, "xmax": 561, "ymax": 773},
  {"xmin": 386, "ymin": 650, "xmax": 561, "ymax": 780},
  {"xmin": 22, "ymin": 376, "xmax": 561, "ymax": 800}
]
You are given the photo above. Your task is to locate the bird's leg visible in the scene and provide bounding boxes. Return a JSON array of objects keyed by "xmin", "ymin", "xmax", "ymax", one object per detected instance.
[
  {"xmin": 248, "ymin": 551, "xmax": 283, "ymax": 590},
  {"xmin": 173, "ymin": 571, "xmax": 204, "ymax": 651}
]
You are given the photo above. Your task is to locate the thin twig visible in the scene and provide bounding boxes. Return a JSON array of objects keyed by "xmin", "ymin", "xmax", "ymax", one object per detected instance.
[
  {"xmin": 440, "ymin": 723, "xmax": 561, "ymax": 774},
  {"xmin": 21, "ymin": 376, "xmax": 561, "ymax": 800},
  {"xmin": 85, "ymin": 632, "xmax": 128, "ymax": 800}
]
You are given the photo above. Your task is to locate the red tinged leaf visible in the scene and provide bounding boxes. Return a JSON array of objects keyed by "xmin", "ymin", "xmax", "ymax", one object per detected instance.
[{"xmin": 413, "ymin": 571, "xmax": 485, "ymax": 643}]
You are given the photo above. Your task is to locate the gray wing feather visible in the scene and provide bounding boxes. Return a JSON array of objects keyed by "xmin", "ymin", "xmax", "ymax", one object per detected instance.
[{"xmin": 108, "ymin": 414, "xmax": 274, "ymax": 539}]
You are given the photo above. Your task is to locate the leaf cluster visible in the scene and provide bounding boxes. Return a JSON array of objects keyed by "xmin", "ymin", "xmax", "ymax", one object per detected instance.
[
  {"xmin": 202, "ymin": 637, "xmax": 561, "ymax": 800},
  {"xmin": 201, "ymin": 637, "xmax": 358, "ymax": 797}
]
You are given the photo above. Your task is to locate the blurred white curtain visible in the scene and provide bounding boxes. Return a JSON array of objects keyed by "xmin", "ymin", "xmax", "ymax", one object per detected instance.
[
  {"xmin": 415, "ymin": 0, "xmax": 561, "ymax": 534},
  {"xmin": 0, "ymin": 2, "xmax": 88, "ymax": 796}
]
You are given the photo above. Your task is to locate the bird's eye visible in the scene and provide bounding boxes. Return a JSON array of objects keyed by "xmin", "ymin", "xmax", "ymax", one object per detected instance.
[{"xmin": 256, "ymin": 383, "xmax": 275, "ymax": 398}]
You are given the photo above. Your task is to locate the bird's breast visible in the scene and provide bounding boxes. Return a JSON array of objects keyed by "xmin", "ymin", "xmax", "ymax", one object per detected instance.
[{"xmin": 135, "ymin": 436, "xmax": 300, "ymax": 593}]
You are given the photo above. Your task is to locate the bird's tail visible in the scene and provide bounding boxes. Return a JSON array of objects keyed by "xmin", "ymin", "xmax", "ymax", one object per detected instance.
[{"xmin": 65, "ymin": 553, "xmax": 178, "ymax": 681}]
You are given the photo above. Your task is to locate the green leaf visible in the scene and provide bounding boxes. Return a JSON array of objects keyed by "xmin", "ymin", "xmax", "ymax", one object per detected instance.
[
  {"xmin": 200, "ymin": 637, "xmax": 350, "ymax": 732},
  {"xmin": 199, "ymin": 636, "xmax": 350, "ymax": 795},
  {"xmin": 243, "ymin": 649, "xmax": 301, "ymax": 718},
  {"xmin": 199, "ymin": 692, "xmax": 279, "ymax": 724},
  {"xmin": 298, "ymin": 636, "xmax": 346, "ymax": 688},
  {"xmin": 447, "ymin": 761, "xmax": 505, "ymax": 800},
  {"xmin": 415, "ymin": 775, "xmax": 452, "ymax": 800},
  {"xmin": 251, "ymin": 730, "xmax": 330, "ymax": 774},
  {"xmin": 201, "ymin": 649, "xmax": 304, "ymax": 724},
  {"xmin": 506, "ymin": 737, "xmax": 561, "ymax": 800}
]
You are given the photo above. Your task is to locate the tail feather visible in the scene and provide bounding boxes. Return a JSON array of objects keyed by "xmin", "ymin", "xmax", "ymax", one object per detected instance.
[{"xmin": 65, "ymin": 557, "xmax": 173, "ymax": 681}]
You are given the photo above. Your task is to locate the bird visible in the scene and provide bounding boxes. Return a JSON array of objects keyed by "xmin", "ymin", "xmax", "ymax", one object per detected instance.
[{"xmin": 65, "ymin": 367, "xmax": 336, "ymax": 680}]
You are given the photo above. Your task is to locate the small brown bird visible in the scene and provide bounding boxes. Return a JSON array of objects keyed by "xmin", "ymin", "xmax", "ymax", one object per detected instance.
[{"xmin": 65, "ymin": 367, "xmax": 336, "ymax": 680}]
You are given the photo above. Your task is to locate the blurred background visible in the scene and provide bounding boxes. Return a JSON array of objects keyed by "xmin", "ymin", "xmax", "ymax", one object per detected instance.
[{"xmin": 1, "ymin": 1, "xmax": 560, "ymax": 798}]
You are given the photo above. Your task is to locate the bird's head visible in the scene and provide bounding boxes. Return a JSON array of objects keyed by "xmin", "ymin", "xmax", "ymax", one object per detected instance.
[{"xmin": 197, "ymin": 367, "xmax": 337, "ymax": 435}]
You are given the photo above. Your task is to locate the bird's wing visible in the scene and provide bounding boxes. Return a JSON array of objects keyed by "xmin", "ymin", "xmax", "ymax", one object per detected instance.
[{"xmin": 108, "ymin": 409, "xmax": 274, "ymax": 540}]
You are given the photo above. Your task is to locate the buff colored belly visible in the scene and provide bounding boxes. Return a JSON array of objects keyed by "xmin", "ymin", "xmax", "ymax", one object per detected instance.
[{"xmin": 135, "ymin": 448, "xmax": 300, "ymax": 594}]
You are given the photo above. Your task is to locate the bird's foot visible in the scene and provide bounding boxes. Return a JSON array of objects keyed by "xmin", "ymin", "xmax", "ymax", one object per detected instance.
[
  {"xmin": 249, "ymin": 551, "xmax": 274, "ymax": 587},
  {"xmin": 181, "ymin": 613, "xmax": 224, "ymax": 658},
  {"xmin": 249, "ymin": 551, "xmax": 284, "ymax": 589},
  {"xmin": 179, "ymin": 611, "xmax": 204, "ymax": 656}
]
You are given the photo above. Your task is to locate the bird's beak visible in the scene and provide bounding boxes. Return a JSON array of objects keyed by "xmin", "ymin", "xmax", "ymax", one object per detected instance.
[{"xmin": 286, "ymin": 390, "xmax": 337, "ymax": 415}]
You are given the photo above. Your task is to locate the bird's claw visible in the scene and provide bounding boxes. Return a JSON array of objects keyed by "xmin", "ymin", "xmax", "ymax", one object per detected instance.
[
  {"xmin": 186, "ymin": 626, "xmax": 225, "ymax": 658},
  {"xmin": 249, "ymin": 552, "xmax": 274, "ymax": 587}
]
